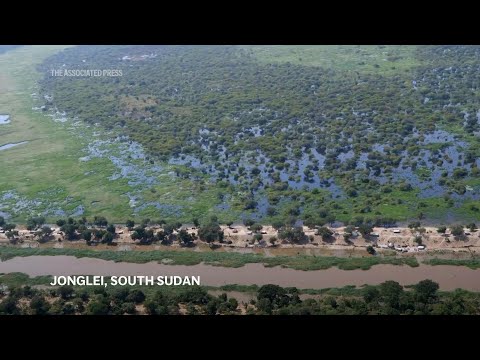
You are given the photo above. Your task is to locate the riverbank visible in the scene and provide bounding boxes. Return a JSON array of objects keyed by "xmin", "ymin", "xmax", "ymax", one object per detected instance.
[{"xmin": 0, "ymin": 247, "xmax": 419, "ymax": 271}]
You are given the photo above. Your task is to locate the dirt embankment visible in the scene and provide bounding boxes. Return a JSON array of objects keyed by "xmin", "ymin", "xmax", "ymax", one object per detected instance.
[{"xmin": 1, "ymin": 224, "xmax": 480, "ymax": 255}]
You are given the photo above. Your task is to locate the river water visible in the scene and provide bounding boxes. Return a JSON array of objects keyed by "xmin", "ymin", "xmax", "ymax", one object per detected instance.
[{"xmin": 1, "ymin": 256, "xmax": 479, "ymax": 291}]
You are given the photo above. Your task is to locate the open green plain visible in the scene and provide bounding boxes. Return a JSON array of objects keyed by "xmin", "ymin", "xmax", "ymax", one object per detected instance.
[
  {"xmin": 243, "ymin": 45, "xmax": 420, "ymax": 75},
  {"xmin": 0, "ymin": 46, "xmax": 130, "ymax": 221},
  {"xmin": 0, "ymin": 46, "xmax": 242, "ymax": 224}
]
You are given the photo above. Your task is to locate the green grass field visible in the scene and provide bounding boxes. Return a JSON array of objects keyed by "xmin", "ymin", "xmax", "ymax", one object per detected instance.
[
  {"xmin": 0, "ymin": 46, "xmax": 130, "ymax": 221},
  {"xmin": 0, "ymin": 46, "xmax": 243, "ymax": 224},
  {"xmin": 243, "ymin": 45, "xmax": 420, "ymax": 75}
]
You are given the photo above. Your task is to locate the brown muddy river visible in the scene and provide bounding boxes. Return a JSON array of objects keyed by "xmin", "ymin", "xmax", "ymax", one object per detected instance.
[{"xmin": 0, "ymin": 256, "xmax": 479, "ymax": 290}]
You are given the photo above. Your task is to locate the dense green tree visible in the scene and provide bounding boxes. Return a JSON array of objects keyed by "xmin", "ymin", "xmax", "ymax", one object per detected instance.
[
  {"xmin": 198, "ymin": 223, "xmax": 224, "ymax": 243},
  {"xmin": 206, "ymin": 300, "xmax": 218, "ymax": 315},
  {"xmin": 466, "ymin": 223, "xmax": 477, "ymax": 232},
  {"xmin": 414, "ymin": 280, "xmax": 439, "ymax": 304},
  {"xmin": 363, "ymin": 286, "xmax": 380, "ymax": 303},
  {"xmin": 178, "ymin": 229, "xmax": 195, "ymax": 246},
  {"xmin": 266, "ymin": 207, "xmax": 277, "ymax": 216},
  {"xmin": 122, "ymin": 302, "xmax": 136, "ymax": 314},
  {"xmin": 316, "ymin": 226, "xmax": 333, "ymax": 240},
  {"xmin": 366, "ymin": 245, "xmax": 376, "ymax": 255},
  {"xmin": 163, "ymin": 223, "xmax": 180, "ymax": 235},
  {"xmin": 278, "ymin": 227, "xmax": 306, "ymax": 244},
  {"xmin": 106, "ymin": 224, "xmax": 116, "ymax": 234},
  {"xmin": 60, "ymin": 224, "xmax": 77, "ymax": 240},
  {"xmin": 450, "ymin": 225, "xmax": 464, "ymax": 237},
  {"xmin": 379, "ymin": 281, "xmax": 404, "ymax": 309},
  {"xmin": 26, "ymin": 216, "xmax": 45, "ymax": 231},
  {"xmin": 30, "ymin": 295, "xmax": 51, "ymax": 315},
  {"xmin": 178, "ymin": 287, "xmax": 210, "ymax": 305},
  {"xmin": 72, "ymin": 298, "xmax": 85, "ymax": 313},
  {"xmin": 344, "ymin": 225, "xmax": 355, "ymax": 234},
  {"xmin": 6, "ymin": 230, "xmax": 19, "ymax": 241},
  {"xmin": 93, "ymin": 216, "xmax": 108, "ymax": 227},
  {"xmin": 3, "ymin": 223, "xmax": 16, "ymax": 231},
  {"xmin": 437, "ymin": 226, "xmax": 447, "ymax": 234},
  {"xmin": 257, "ymin": 285, "xmax": 287, "ymax": 305},
  {"xmin": 358, "ymin": 224, "xmax": 373, "ymax": 237},
  {"xmin": 126, "ymin": 289, "xmax": 146, "ymax": 304},
  {"xmin": 86, "ymin": 299, "xmax": 110, "ymax": 315},
  {"xmin": 272, "ymin": 220, "xmax": 285, "ymax": 230},
  {"xmin": 251, "ymin": 223, "xmax": 263, "ymax": 232},
  {"xmin": 36, "ymin": 226, "xmax": 53, "ymax": 243},
  {"xmin": 82, "ymin": 230, "xmax": 92, "ymax": 242},
  {"xmin": 243, "ymin": 218, "xmax": 255, "ymax": 227},
  {"xmin": 57, "ymin": 286, "xmax": 74, "ymax": 300},
  {"xmin": 256, "ymin": 298, "xmax": 273, "ymax": 314},
  {"xmin": 0, "ymin": 297, "xmax": 20, "ymax": 315},
  {"xmin": 126, "ymin": 220, "xmax": 135, "ymax": 230},
  {"xmin": 408, "ymin": 222, "xmax": 421, "ymax": 230},
  {"xmin": 102, "ymin": 231, "xmax": 114, "ymax": 244}
]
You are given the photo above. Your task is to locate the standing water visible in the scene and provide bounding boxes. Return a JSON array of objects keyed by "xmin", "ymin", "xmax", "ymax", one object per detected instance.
[
  {"xmin": 0, "ymin": 141, "xmax": 29, "ymax": 151},
  {"xmin": 0, "ymin": 115, "xmax": 10, "ymax": 124}
]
